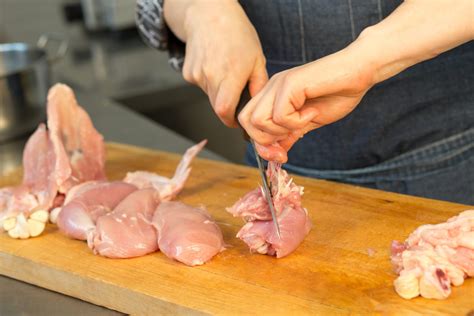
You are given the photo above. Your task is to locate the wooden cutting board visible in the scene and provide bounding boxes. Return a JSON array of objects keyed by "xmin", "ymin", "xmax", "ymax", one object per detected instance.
[{"xmin": 0, "ymin": 143, "xmax": 472, "ymax": 315}]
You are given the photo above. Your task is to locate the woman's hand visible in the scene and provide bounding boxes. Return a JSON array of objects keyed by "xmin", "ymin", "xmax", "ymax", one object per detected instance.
[
  {"xmin": 164, "ymin": 0, "xmax": 267, "ymax": 127},
  {"xmin": 238, "ymin": 46, "xmax": 375, "ymax": 162}
]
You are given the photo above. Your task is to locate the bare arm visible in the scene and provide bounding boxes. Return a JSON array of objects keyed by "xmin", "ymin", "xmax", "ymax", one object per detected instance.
[{"xmin": 355, "ymin": 0, "xmax": 474, "ymax": 85}]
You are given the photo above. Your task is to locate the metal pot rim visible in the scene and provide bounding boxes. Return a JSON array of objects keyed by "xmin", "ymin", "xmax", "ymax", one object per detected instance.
[
  {"xmin": 0, "ymin": 42, "xmax": 47, "ymax": 77},
  {"xmin": 0, "ymin": 35, "xmax": 68, "ymax": 78}
]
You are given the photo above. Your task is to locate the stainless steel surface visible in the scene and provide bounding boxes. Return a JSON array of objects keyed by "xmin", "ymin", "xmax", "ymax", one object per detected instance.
[
  {"xmin": 0, "ymin": 35, "xmax": 67, "ymax": 143},
  {"xmin": 81, "ymin": 0, "xmax": 135, "ymax": 31},
  {"xmin": 37, "ymin": 34, "xmax": 68, "ymax": 62},
  {"xmin": 0, "ymin": 275, "xmax": 124, "ymax": 316},
  {"xmin": 250, "ymin": 140, "xmax": 282, "ymax": 238}
]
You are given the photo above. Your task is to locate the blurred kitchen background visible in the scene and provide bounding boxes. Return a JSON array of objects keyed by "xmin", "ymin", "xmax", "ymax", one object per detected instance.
[{"xmin": 0, "ymin": 0, "xmax": 247, "ymax": 166}]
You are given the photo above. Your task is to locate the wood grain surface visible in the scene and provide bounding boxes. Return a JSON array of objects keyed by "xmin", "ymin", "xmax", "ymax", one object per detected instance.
[{"xmin": 0, "ymin": 143, "xmax": 472, "ymax": 315}]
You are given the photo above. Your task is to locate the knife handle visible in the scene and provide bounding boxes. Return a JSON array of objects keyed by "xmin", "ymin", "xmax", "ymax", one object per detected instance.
[{"xmin": 235, "ymin": 84, "xmax": 251, "ymax": 141}]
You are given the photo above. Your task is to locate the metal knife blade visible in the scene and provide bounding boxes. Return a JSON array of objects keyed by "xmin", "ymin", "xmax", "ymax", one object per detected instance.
[{"xmin": 236, "ymin": 85, "xmax": 282, "ymax": 239}]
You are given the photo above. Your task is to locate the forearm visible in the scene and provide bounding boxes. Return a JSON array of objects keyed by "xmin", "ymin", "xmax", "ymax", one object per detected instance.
[
  {"xmin": 164, "ymin": 0, "xmax": 237, "ymax": 42},
  {"xmin": 351, "ymin": 0, "xmax": 474, "ymax": 85}
]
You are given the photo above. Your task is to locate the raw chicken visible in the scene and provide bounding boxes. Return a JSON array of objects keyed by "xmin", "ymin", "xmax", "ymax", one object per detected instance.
[
  {"xmin": 22, "ymin": 123, "xmax": 59, "ymax": 210},
  {"xmin": 226, "ymin": 188, "xmax": 271, "ymax": 221},
  {"xmin": 152, "ymin": 201, "xmax": 225, "ymax": 266},
  {"xmin": 1, "ymin": 84, "xmax": 107, "ymax": 239},
  {"xmin": 56, "ymin": 181, "xmax": 137, "ymax": 240},
  {"xmin": 89, "ymin": 189, "xmax": 160, "ymax": 258},
  {"xmin": 237, "ymin": 204, "xmax": 311, "ymax": 258},
  {"xmin": 227, "ymin": 162, "xmax": 312, "ymax": 258},
  {"xmin": 56, "ymin": 140, "xmax": 208, "ymax": 259},
  {"xmin": 0, "ymin": 187, "xmax": 38, "ymax": 234},
  {"xmin": 0, "ymin": 124, "xmax": 57, "ymax": 238},
  {"xmin": 124, "ymin": 140, "xmax": 206, "ymax": 201},
  {"xmin": 391, "ymin": 210, "xmax": 474, "ymax": 299},
  {"xmin": 47, "ymin": 84, "xmax": 106, "ymax": 193},
  {"xmin": 227, "ymin": 162, "xmax": 303, "ymax": 221}
]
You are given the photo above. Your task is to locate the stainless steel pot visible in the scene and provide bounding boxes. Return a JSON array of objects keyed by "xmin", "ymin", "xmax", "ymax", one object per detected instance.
[{"xmin": 0, "ymin": 34, "xmax": 68, "ymax": 143}]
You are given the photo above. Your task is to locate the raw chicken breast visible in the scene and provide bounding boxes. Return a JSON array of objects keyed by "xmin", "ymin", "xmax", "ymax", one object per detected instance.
[
  {"xmin": 391, "ymin": 210, "xmax": 474, "ymax": 300},
  {"xmin": 47, "ymin": 84, "xmax": 106, "ymax": 193},
  {"xmin": 22, "ymin": 123, "xmax": 59, "ymax": 210},
  {"xmin": 228, "ymin": 162, "xmax": 312, "ymax": 258},
  {"xmin": 89, "ymin": 189, "xmax": 160, "ymax": 258},
  {"xmin": 57, "ymin": 181, "xmax": 137, "ymax": 240},
  {"xmin": 0, "ymin": 124, "xmax": 58, "ymax": 238},
  {"xmin": 226, "ymin": 188, "xmax": 270, "ymax": 221},
  {"xmin": 227, "ymin": 162, "xmax": 303, "ymax": 221},
  {"xmin": 1, "ymin": 84, "xmax": 107, "ymax": 239},
  {"xmin": 124, "ymin": 140, "xmax": 206, "ymax": 201},
  {"xmin": 152, "ymin": 201, "xmax": 225, "ymax": 266},
  {"xmin": 237, "ymin": 204, "xmax": 311, "ymax": 258}
]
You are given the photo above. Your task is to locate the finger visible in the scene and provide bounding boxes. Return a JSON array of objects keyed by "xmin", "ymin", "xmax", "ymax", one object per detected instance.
[
  {"xmin": 214, "ymin": 76, "xmax": 247, "ymax": 127},
  {"xmin": 304, "ymin": 96, "xmax": 362, "ymax": 126},
  {"xmin": 204, "ymin": 70, "xmax": 222, "ymax": 110},
  {"xmin": 272, "ymin": 80, "xmax": 319, "ymax": 130},
  {"xmin": 248, "ymin": 58, "xmax": 268, "ymax": 97},
  {"xmin": 278, "ymin": 122, "xmax": 322, "ymax": 152},
  {"xmin": 249, "ymin": 87, "xmax": 291, "ymax": 136},
  {"xmin": 238, "ymin": 95, "xmax": 284, "ymax": 145},
  {"xmin": 182, "ymin": 53, "xmax": 196, "ymax": 85},
  {"xmin": 241, "ymin": 115, "xmax": 282, "ymax": 145},
  {"xmin": 254, "ymin": 142, "xmax": 288, "ymax": 163}
]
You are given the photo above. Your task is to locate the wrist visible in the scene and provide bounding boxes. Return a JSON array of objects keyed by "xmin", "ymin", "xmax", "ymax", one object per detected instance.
[
  {"xmin": 183, "ymin": 0, "xmax": 239, "ymax": 41},
  {"xmin": 334, "ymin": 28, "xmax": 382, "ymax": 91},
  {"xmin": 345, "ymin": 26, "xmax": 387, "ymax": 87}
]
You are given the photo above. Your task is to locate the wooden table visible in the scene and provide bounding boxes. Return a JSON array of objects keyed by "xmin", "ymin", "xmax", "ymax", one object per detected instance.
[{"xmin": 0, "ymin": 143, "xmax": 472, "ymax": 315}]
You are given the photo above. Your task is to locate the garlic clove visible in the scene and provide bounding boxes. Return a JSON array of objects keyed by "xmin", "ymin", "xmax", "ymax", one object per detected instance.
[
  {"xmin": 3, "ymin": 217, "xmax": 17, "ymax": 231},
  {"xmin": 30, "ymin": 210, "xmax": 49, "ymax": 223},
  {"xmin": 49, "ymin": 207, "xmax": 61, "ymax": 224},
  {"xmin": 27, "ymin": 219, "xmax": 46, "ymax": 237}
]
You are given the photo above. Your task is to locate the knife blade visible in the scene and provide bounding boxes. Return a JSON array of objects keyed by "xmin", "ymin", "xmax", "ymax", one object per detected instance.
[{"xmin": 235, "ymin": 85, "xmax": 282, "ymax": 239}]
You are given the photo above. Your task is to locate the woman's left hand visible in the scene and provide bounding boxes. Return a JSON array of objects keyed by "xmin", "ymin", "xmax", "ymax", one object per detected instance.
[{"xmin": 238, "ymin": 44, "xmax": 375, "ymax": 163}]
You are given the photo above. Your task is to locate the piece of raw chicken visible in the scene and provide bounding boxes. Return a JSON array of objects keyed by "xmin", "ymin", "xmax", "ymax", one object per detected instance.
[
  {"xmin": 391, "ymin": 210, "xmax": 474, "ymax": 300},
  {"xmin": 1, "ymin": 84, "xmax": 106, "ymax": 239},
  {"xmin": 227, "ymin": 162, "xmax": 312, "ymax": 258},
  {"xmin": 55, "ymin": 140, "xmax": 207, "ymax": 259},
  {"xmin": 152, "ymin": 201, "xmax": 225, "ymax": 266},
  {"xmin": 1, "ymin": 124, "xmax": 58, "ymax": 238},
  {"xmin": 47, "ymin": 84, "xmax": 106, "ymax": 193},
  {"xmin": 88, "ymin": 189, "xmax": 160, "ymax": 258},
  {"xmin": 124, "ymin": 140, "xmax": 206, "ymax": 201},
  {"xmin": 56, "ymin": 181, "xmax": 137, "ymax": 240}
]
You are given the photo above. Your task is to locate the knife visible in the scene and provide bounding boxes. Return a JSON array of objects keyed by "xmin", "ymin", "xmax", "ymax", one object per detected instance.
[{"xmin": 235, "ymin": 86, "xmax": 282, "ymax": 239}]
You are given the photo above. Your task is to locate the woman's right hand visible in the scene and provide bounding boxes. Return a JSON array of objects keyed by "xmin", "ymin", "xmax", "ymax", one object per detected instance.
[{"xmin": 164, "ymin": 0, "xmax": 268, "ymax": 127}]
